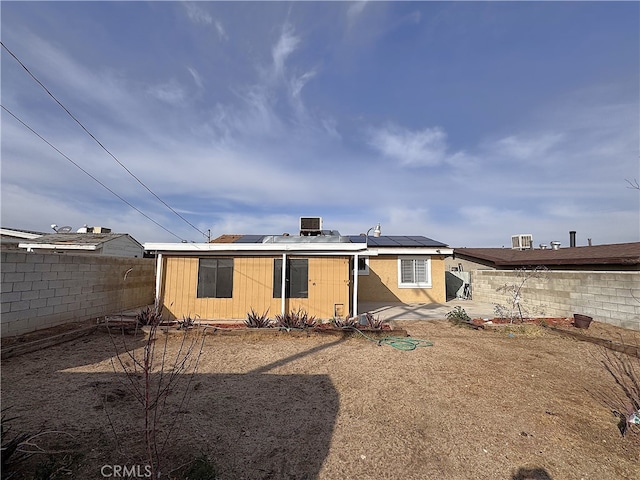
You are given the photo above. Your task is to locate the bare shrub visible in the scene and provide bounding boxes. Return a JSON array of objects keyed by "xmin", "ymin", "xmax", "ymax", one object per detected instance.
[
  {"xmin": 107, "ymin": 315, "xmax": 207, "ymax": 478},
  {"xmin": 494, "ymin": 266, "xmax": 548, "ymax": 323},
  {"xmin": 594, "ymin": 343, "xmax": 640, "ymax": 437}
]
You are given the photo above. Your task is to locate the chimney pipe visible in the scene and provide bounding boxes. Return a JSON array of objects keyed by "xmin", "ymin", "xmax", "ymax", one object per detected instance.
[{"xmin": 569, "ymin": 231, "xmax": 576, "ymax": 248}]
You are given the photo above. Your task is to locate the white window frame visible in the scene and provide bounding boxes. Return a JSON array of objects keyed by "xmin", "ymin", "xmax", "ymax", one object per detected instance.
[
  {"xmin": 397, "ymin": 256, "xmax": 432, "ymax": 288},
  {"xmin": 357, "ymin": 256, "xmax": 369, "ymax": 275}
]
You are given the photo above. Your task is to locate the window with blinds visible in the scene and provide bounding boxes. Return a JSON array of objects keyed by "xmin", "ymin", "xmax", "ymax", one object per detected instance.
[{"xmin": 398, "ymin": 257, "xmax": 431, "ymax": 288}]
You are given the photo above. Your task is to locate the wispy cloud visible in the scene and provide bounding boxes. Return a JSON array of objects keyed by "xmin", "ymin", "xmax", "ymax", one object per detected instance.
[
  {"xmin": 367, "ymin": 124, "xmax": 449, "ymax": 167},
  {"xmin": 187, "ymin": 67, "xmax": 204, "ymax": 89},
  {"xmin": 146, "ymin": 81, "xmax": 186, "ymax": 105},
  {"xmin": 492, "ymin": 133, "xmax": 564, "ymax": 162},
  {"xmin": 347, "ymin": 1, "xmax": 369, "ymax": 25},
  {"xmin": 271, "ymin": 24, "xmax": 300, "ymax": 79},
  {"xmin": 215, "ymin": 20, "xmax": 228, "ymax": 41},
  {"xmin": 183, "ymin": 3, "xmax": 227, "ymax": 41},
  {"xmin": 184, "ymin": 3, "xmax": 213, "ymax": 25}
]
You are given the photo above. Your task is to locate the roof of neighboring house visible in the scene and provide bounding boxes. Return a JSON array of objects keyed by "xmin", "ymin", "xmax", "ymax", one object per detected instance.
[
  {"xmin": 454, "ymin": 242, "xmax": 640, "ymax": 267},
  {"xmin": 18, "ymin": 233, "xmax": 143, "ymax": 251},
  {"xmin": 210, "ymin": 234, "xmax": 244, "ymax": 243},
  {"xmin": 1, "ymin": 227, "xmax": 47, "ymax": 240}
]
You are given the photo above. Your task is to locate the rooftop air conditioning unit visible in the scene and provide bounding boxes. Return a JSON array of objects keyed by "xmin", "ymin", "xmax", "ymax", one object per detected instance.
[
  {"xmin": 300, "ymin": 217, "xmax": 322, "ymax": 236},
  {"xmin": 511, "ymin": 234, "xmax": 533, "ymax": 250},
  {"xmin": 89, "ymin": 226, "xmax": 111, "ymax": 233}
]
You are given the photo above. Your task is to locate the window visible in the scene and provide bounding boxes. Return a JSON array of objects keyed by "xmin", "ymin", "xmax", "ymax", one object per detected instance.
[
  {"xmin": 197, "ymin": 258, "xmax": 233, "ymax": 298},
  {"xmin": 398, "ymin": 257, "xmax": 431, "ymax": 288},
  {"xmin": 357, "ymin": 256, "xmax": 369, "ymax": 275},
  {"xmin": 273, "ymin": 258, "xmax": 308, "ymax": 298}
]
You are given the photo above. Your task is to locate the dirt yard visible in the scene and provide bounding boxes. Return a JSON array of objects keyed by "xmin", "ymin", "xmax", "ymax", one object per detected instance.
[{"xmin": 2, "ymin": 320, "xmax": 639, "ymax": 479}]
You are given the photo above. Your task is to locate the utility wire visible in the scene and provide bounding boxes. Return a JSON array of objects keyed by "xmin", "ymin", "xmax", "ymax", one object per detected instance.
[
  {"xmin": 2, "ymin": 104, "xmax": 184, "ymax": 242},
  {"xmin": 1, "ymin": 41, "xmax": 208, "ymax": 240}
]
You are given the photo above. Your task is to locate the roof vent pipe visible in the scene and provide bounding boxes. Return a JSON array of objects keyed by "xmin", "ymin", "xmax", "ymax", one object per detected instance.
[
  {"xmin": 550, "ymin": 241, "xmax": 561, "ymax": 250},
  {"xmin": 570, "ymin": 230, "xmax": 576, "ymax": 248}
]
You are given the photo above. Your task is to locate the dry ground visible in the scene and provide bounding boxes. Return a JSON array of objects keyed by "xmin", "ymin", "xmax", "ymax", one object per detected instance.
[{"xmin": 1, "ymin": 320, "xmax": 639, "ymax": 479}]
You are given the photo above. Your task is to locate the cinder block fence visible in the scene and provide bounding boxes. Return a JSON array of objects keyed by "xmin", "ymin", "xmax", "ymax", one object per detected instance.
[
  {"xmin": 472, "ymin": 270, "xmax": 640, "ymax": 330},
  {"xmin": 1, "ymin": 251, "xmax": 155, "ymax": 337}
]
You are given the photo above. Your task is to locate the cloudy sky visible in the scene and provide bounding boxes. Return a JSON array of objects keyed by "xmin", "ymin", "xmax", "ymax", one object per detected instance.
[{"xmin": 1, "ymin": 1, "xmax": 638, "ymax": 247}]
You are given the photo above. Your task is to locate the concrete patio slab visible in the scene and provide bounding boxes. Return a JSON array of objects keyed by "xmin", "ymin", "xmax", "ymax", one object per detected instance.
[{"xmin": 358, "ymin": 299, "xmax": 496, "ymax": 322}]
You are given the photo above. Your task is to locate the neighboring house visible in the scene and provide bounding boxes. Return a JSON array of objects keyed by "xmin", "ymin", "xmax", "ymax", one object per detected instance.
[
  {"xmin": 144, "ymin": 232, "xmax": 452, "ymax": 321},
  {"xmin": 0, "ymin": 227, "xmax": 46, "ymax": 250},
  {"xmin": 18, "ymin": 233, "xmax": 145, "ymax": 258},
  {"xmin": 448, "ymin": 242, "xmax": 640, "ymax": 272}
]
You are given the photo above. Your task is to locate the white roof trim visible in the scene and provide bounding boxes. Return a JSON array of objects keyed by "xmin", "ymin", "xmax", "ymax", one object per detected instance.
[
  {"xmin": 1, "ymin": 229, "xmax": 43, "ymax": 240},
  {"xmin": 365, "ymin": 247, "xmax": 453, "ymax": 255},
  {"xmin": 18, "ymin": 243, "xmax": 98, "ymax": 251},
  {"xmin": 144, "ymin": 242, "xmax": 370, "ymax": 254}
]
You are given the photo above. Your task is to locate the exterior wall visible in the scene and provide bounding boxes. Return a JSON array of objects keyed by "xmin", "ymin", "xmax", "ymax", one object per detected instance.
[
  {"xmin": 101, "ymin": 236, "xmax": 144, "ymax": 257},
  {"xmin": 472, "ymin": 270, "xmax": 640, "ymax": 330},
  {"xmin": 358, "ymin": 255, "xmax": 446, "ymax": 304},
  {"xmin": 445, "ymin": 257, "xmax": 495, "ymax": 272},
  {"xmin": 161, "ymin": 255, "xmax": 351, "ymax": 321},
  {"xmin": 1, "ymin": 251, "xmax": 155, "ymax": 337}
]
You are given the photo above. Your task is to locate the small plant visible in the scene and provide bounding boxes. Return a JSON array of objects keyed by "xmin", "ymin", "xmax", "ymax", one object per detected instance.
[
  {"xmin": 1, "ymin": 407, "xmax": 81, "ymax": 480},
  {"xmin": 332, "ymin": 316, "xmax": 358, "ymax": 329},
  {"xmin": 364, "ymin": 312, "xmax": 386, "ymax": 330},
  {"xmin": 245, "ymin": 308, "xmax": 271, "ymax": 328},
  {"xmin": 446, "ymin": 306, "xmax": 471, "ymax": 325},
  {"xmin": 136, "ymin": 305, "xmax": 162, "ymax": 326},
  {"xmin": 1, "ymin": 407, "xmax": 31, "ymax": 479},
  {"xmin": 184, "ymin": 453, "xmax": 218, "ymax": 480},
  {"xmin": 33, "ymin": 453, "xmax": 82, "ymax": 480},
  {"xmin": 178, "ymin": 314, "xmax": 198, "ymax": 330},
  {"xmin": 275, "ymin": 308, "xmax": 316, "ymax": 329}
]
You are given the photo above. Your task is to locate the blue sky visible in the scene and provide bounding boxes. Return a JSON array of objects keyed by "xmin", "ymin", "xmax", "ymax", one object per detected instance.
[{"xmin": 1, "ymin": 1, "xmax": 638, "ymax": 247}]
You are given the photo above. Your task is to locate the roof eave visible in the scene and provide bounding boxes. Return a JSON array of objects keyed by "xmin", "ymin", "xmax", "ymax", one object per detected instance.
[{"xmin": 18, "ymin": 243, "xmax": 98, "ymax": 251}]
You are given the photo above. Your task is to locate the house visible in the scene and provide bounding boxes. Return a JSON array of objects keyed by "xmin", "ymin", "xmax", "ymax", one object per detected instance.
[
  {"xmin": 448, "ymin": 242, "xmax": 640, "ymax": 272},
  {"xmin": 144, "ymin": 228, "xmax": 453, "ymax": 321},
  {"xmin": 445, "ymin": 241, "xmax": 640, "ymax": 330},
  {"xmin": 0, "ymin": 227, "xmax": 46, "ymax": 250},
  {"xmin": 18, "ymin": 232, "xmax": 145, "ymax": 258}
]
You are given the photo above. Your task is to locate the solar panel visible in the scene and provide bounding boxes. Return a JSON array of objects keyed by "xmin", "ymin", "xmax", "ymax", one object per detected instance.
[
  {"xmin": 406, "ymin": 236, "xmax": 448, "ymax": 247},
  {"xmin": 234, "ymin": 235, "xmax": 265, "ymax": 243},
  {"xmin": 350, "ymin": 235, "xmax": 448, "ymax": 247}
]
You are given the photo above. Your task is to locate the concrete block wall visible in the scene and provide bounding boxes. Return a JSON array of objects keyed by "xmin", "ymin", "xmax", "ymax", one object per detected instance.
[
  {"xmin": 1, "ymin": 252, "xmax": 155, "ymax": 337},
  {"xmin": 472, "ymin": 270, "xmax": 640, "ymax": 330}
]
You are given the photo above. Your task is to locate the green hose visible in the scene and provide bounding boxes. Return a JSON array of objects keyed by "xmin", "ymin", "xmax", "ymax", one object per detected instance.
[
  {"xmin": 275, "ymin": 325, "xmax": 434, "ymax": 351},
  {"xmin": 348, "ymin": 327, "xmax": 434, "ymax": 351}
]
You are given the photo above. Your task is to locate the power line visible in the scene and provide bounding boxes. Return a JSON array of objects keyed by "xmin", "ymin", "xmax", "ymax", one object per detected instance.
[
  {"xmin": 1, "ymin": 41, "xmax": 208, "ymax": 240},
  {"xmin": 1, "ymin": 104, "xmax": 185, "ymax": 242}
]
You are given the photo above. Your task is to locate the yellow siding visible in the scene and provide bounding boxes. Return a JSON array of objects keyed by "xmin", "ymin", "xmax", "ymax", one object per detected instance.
[
  {"xmin": 161, "ymin": 255, "xmax": 350, "ymax": 321},
  {"xmin": 358, "ymin": 255, "xmax": 446, "ymax": 304}
]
